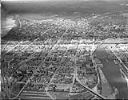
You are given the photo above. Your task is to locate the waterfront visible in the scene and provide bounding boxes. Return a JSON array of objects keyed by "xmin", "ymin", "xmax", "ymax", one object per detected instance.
[{"xmin": 94, "ymin": 47, "xmax": 128, "ymax": 99}]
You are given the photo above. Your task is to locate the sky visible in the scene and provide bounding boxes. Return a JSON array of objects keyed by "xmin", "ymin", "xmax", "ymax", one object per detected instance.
[
  {"xmin": 2, "ymin": 0, "xmax": 123, "ymax": 2},
  {"xmin": 2, "ymin": 0, "xmax": 127, "ymax": 14}
]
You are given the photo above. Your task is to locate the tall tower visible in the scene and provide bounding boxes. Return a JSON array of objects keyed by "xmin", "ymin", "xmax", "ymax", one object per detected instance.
[
  {"xmin": 126, "ymin": 17, "xmax": 128, "ymax": 34},
  {"xmin": 14, "ymin": 15, "xmax": 21, "ymax": 28}
]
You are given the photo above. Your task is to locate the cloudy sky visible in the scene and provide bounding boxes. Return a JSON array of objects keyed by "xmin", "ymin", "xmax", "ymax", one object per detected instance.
[
  {"xmin": 2, "ymin": 0, "xmax": 127, "ymax": 14},
  {"xmin": 2, "ymin": 0, "xmax": 124, "ymax": 2}
]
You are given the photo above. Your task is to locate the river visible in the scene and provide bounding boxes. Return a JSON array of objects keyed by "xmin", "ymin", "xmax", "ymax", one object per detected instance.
[{"xmin": 94, "ymin": 47, "xmax": 128, "ymax": 99}]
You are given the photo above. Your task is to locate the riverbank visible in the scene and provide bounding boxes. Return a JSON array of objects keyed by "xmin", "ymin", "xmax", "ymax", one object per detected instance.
[{"xmin": 94, "ymin": 47, "xmax": 128, "ymax": 99}]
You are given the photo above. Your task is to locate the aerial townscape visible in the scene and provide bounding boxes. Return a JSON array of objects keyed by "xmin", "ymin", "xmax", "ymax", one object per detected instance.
[{"xmin": 1, "ymin": 0, "xmax": 128, "ymax": 99}]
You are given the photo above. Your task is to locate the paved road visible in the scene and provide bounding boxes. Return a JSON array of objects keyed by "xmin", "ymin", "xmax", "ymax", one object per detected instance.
[{"xmin": 94, "ymin": 47, "xmax": 128, "ymax": 99}]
